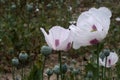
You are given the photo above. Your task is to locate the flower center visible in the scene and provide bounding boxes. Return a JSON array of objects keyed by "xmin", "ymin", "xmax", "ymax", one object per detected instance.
[
  {"xmin": 90, "ymin": 39, "xmax": 99, "ymax": 45},
  {"xmin": 55, "ymin": 39, "xmax": 59, "ymax": 47}
]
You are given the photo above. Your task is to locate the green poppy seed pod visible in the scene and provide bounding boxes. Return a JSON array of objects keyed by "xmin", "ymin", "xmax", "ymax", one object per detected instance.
[
  {"xmin": 12, "ymin": 57, "xmax": 19, "ymax": 66},
  {"xmin": 71, "ymin": 59, "xmax": 77, "ymax": 65},
  {"xmin": 26, "ymin": 3, "xmax": 33, "ymax": 12},
  {"xmin": 99, "ymin": 52, "xmax": 105, "ymax": 61},
  {"xmin": 87, "ymin": 71, "xmax": 93, "ymax": 78},
  {"xmin": 53, "ymin": 65, "xmax": 60, "ymax": 75},
  {"xmin": 40, "ymin": 46, "xmax": 52, "ymax": 56},
  {"xmin": 69, "ymin": 65, "xmax": 74, "ymax": 71},
  {"xmin": 103, "ymin": 49, "xmax": 110, "ymax": 57},
  {"xmin": 72, "ymin": 68, "xmax": 80, "ymax": 75},
  {"xmin": 46, "ymin": 3, "xmax": 52, "ymax": 9},
  {"xmin": 19, "ymin": 51, "xmax": 28, "ymax": 61},
  {"xmin": 46, "ymin": 68, "xmax": 53, "ymax": 77},
  {"xmin": 62, "ymin": 64, "xmax": 68, "ymax": 74},
  {"xmin": 11, "ymin": 4, "xmax": 16, "ymax": 10}
]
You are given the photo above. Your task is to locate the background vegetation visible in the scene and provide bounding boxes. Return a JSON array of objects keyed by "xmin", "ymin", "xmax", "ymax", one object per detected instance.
[{"xmin": 0, "ymin": 0, "xmax": 120, "ymax": 79}]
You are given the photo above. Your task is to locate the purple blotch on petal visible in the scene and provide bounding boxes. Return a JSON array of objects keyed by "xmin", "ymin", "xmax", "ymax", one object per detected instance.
[
  {"xmin": 55, "ymin": 39, "xmax": 59, "ymax": 47},
  {"xmin": 64, "ymin": 42, "xmax": 71, "ymax": 51},
  {"xmin": 90, "ymin": 39, "xmax": 99, "ymax": 45},
  {"xmin": 92, "ymin": 25, "xmax": 97, "ymax": 31},
  {"xmin": 66, "ymin": 42, "xmax": 71, "ymax": 50},
  {"xmin": 108, "ymin": 59, "xmax": 111, "ymax": 66}
]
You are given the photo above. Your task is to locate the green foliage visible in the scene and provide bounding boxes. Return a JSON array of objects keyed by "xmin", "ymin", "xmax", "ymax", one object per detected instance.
[
  {"xmin": 85, "ymin": 62, "xmax": 98, "ymax": 79},
  {"xmin": 27, "ymin": 65, "xmax": 42, "ymax": 80},
  {"xmin": 27, "ymin": 54, "xmax": 43, "ymax": 80}
]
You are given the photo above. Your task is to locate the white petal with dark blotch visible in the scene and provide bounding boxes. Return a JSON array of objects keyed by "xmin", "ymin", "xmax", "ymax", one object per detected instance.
[
  {"xmin": 41, "ymin": 26, "xmax": 72, "ymax": 51},
  {"xmin": 70, "ymin": 7, "xmax": 111, "ymax": 49}
]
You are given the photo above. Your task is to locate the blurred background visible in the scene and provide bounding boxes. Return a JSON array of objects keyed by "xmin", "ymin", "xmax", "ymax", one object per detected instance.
[{"xmin": 0, "ymin": 0, "xmax": 120, "ymax": 79}]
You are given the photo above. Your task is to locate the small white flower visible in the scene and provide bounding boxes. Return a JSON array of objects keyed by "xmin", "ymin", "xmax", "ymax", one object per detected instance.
[
  {"xmin": 35, "ymin": 8, "xmax": 39, "ymax": 12},
  {"xmin": 40, "ymin": 26, "xmax": 72, "ymax": 51},
  {"xmin": 69, "ymin": 7, "xmax": 112, "ymax": 49},
  {"xmin": 99, "ymin": 51, "xmax": 118, "ymax": 68},
  {"xmin": 115, "ymin": 17, "xmax": 120, "ymax": 21}
]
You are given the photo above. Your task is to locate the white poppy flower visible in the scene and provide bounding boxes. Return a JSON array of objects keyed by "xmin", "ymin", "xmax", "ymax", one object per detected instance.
[
  {"xmin": 40, "ymin": 26, "xmax": 72, "ymax": 51},
  {"xmin": 69, "ymin": 7, "xmax": 112, "ymax": 49},
  {"xmin": 99, "ymin": 52, "xmax": 118, "ymax": 68}
]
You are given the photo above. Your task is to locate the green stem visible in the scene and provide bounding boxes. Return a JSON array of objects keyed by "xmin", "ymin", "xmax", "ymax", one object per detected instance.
[
  {"xmin": 12, "ymin": 67, "xmax": 15, "ymax": 80},
  {"xmin": 102, "ymin": 66, "xmax": 104, "ymax": 80},
  {"xmin": 108, "ymin": 68, "xmax": 111, "ymax": 80},
  {"xmin": 58, "ymin": 51, "xmax": 62, "ymax": 80},
  {"xmin": 28, "ymin": 12, "xmax": 30, "ymax": 28},
  {"xmin": 42, "ymin": 56, "xmax": 46, "ymax": 80},
  {"xmin": 22, "ymin": 64, "xmax": 24, "ymax": 79},
  {"xmin": 48, "ymin": 76, "xmax": 50, "ymax": 80},
  {"xmin": 63, "ymin": 74, "xmax": 65, "ymax": 80},
  {"xmin": 57, "ymin": 74, "xmax": 59, "ymax": 80},
  {"xmin": 96, "ymin": 44, "xmax": 100, "ymax": 80},
  {"xmin": 104, "ymin": 57, "xmax": 107, "ymax": 79},
  {"xmin": 97, "ymin": 52, "xmax": 99, "ymax": 79},
  {"xmin": 96, "ymin": 43, "xmax": 103, "ymax": 80},
  {"xmin": 21, "ymin": 63, "xmax": 24, "ymax": 79}
]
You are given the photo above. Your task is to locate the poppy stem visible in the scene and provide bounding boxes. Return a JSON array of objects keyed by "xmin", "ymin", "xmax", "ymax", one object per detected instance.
[
  {"xmin": 48, "ymin": 76, "xmax": 50, "ymax": 80},
  {"xmin": 97, "ymin": 51, "xmax": 99, "ymax": 79},
  {"xmin": 12, "ymin": 66, "xmax": 15, "ymax": 80},
  {"xmin": 58, "ymin": 51, "xmax": 62, "ymax": 80},
  {"xmin": 96, "ymin": 43, "xmax": 103, "ymax": 79},
  {"xmin": 21, "ymin": 63, "xmax": 24, "ymax": 79},
  {"xmin": 42, "ymin": 56, "xmax": 46, "ymax": 80},
  {"xmin": 102, "ymin": 66, "xmax": 104, "ymax": 80},
  {"xmin": 108, "ymin": 68, "xmax": 111, "ymax": 80},
  {"xmin": 56, "ymin": 74, "xmax": 59, "ymax": 80},
  {"xmin": 104, "ymin": 57, "xmax": 107, "ymax": 79}
]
